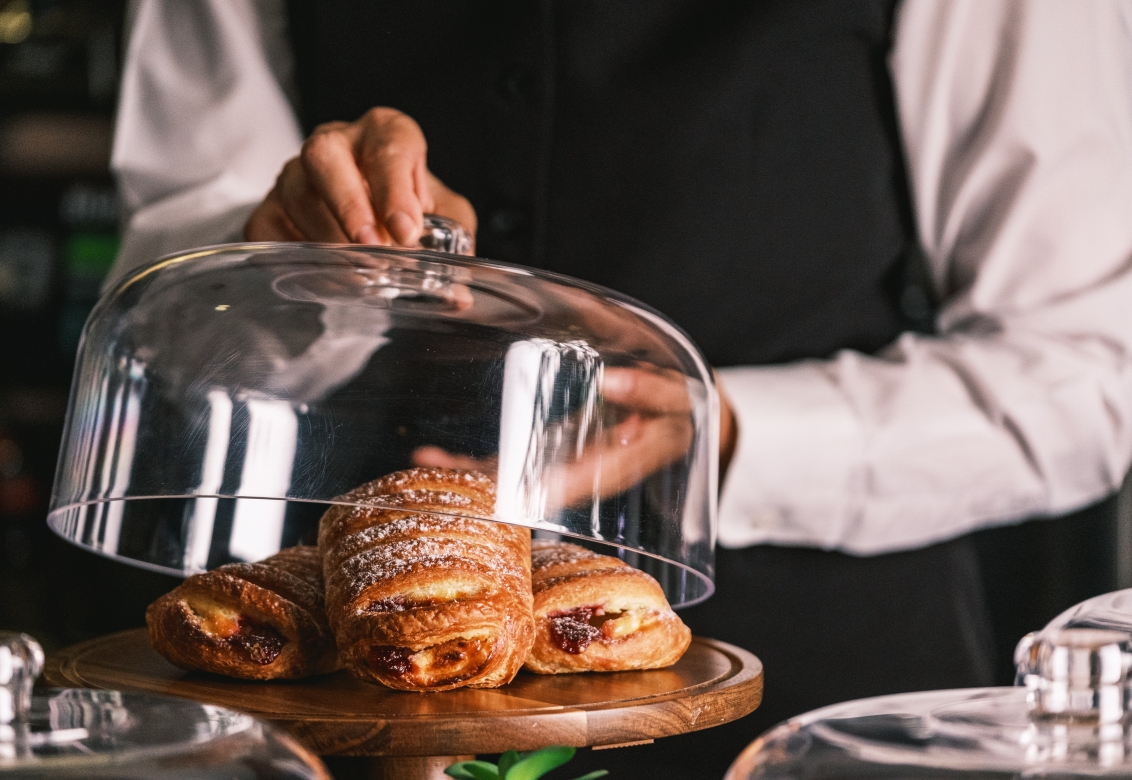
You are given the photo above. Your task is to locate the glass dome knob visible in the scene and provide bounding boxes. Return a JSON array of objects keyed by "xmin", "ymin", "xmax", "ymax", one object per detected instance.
[
  {"xmin": 418, "ymin": 213, "xmax": 472, "ymax": 254},
  {"xmin": 0, "ymin": 632, "xmax": 44, "ymax": 727},
  {"xmin": 1015, "ymin": 628, "xmax": 1132, "ymax": 723}
]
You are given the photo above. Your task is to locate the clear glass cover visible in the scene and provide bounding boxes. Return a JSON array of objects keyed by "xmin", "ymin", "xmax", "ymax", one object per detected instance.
[
  {"xmin": 0, "ymin": 688, "xmax": 329, "ymax": 778},
  {"xmin": 47, "ymin": 243, "xmax": 717, "ymax": 605},
  {"xmin": 1043, "ymin": 589, "xmax": 1132, "ymax": 635},
  {"xmin": 726, "ymin": 688, "xmax": 1132, "ymax": 779}
]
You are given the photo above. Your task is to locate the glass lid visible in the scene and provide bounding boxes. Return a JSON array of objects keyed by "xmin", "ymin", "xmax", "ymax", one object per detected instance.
[
  {"xmin": 0, "ymin": 633, "xmax": 328, "ymax": 778},
  {"xmin": 726, "ymin": 627, "xmax": 1132, "ymax": 779},
  {"xmin": 47, "ymin": 237, "xmax": 717, "ymax": 606},
  {"xmin": 1042, "ymin": 588, "xmax": 1132, "ymax": 635}
]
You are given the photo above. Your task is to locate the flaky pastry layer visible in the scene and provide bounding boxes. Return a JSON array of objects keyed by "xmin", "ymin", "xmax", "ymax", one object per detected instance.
[
  {"xmin": 319, "ymin": 467, "xmax": 534, "ymax": 691},
  {"xmin": 524, "ymin": 540, "xmax": 691, "ymax": 674},
  {"xmin": 146, "ymin": 546, "xmax": 339, "ymax": 680}
]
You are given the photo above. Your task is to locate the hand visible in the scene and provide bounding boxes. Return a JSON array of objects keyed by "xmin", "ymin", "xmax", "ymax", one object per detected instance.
[
  {"xmin": 413, "ymin": 366, "xmax": 737, "ymax": 510},
  {"xmin": 245, "ymin": 107, "xmax": 476, "ymax": 248},
  {"xmin": 718, "ymin": 377, "xmax": 738, "ymax": 479}
]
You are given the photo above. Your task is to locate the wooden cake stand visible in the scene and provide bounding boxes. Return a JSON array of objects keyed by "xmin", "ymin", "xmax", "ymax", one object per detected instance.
[{"xmin": 45, "ymin": 629, "xmax": 763, "ymax": 780}]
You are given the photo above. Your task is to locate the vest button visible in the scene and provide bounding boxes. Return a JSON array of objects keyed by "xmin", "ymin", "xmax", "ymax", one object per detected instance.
[
  {"xmin": 488, "ymin": 208, "xmax": 528, "ymax": 238},
  {"xmin": 497, "ymin": 66, "xmax": 534, "ymax": 102}
]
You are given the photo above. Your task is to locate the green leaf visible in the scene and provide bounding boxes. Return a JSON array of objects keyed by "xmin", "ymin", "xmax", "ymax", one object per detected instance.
[
  {"xmin": 498, "ymin": 750, "xmax": 521, "ymax": 777},
  {"xmin": 568, "ymin": 772, "xmax": 610, "ymax": 780},
  {"xmin": 445, "ymin": 760, "xmax": 502, "ymax": 780},
  {"xmin": 505, "ymin": 746, "xmax": 577, "ymax": 780}
]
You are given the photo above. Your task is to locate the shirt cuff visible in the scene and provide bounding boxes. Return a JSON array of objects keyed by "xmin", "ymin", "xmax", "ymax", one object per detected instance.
[{"xmin": 716, "ymin": 362, "xmax": 865, "ymax": 550}]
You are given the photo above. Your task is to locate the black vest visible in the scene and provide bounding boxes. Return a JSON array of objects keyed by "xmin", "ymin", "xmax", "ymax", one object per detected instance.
[{"xmin": 287, "ymin": 0, "xmax": 928, "ymax": 367}]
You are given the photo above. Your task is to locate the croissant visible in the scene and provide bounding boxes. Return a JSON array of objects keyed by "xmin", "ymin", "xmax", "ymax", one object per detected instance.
[
  {"xmin": 319, "ymin": 467, "xmax": 534, "ymax": 691},
  {"xmin": 146, "ymin": 545, "xmax": 338, "ymax": 680},
  {"xmin": 524, "ymin": 540, "xmax": 692, "ymax": 674}
]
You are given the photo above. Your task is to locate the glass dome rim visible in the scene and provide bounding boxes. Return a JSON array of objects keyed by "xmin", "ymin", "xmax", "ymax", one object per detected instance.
[
  {"xmin": 45, "ymin": 495, "xmax": 716, "ymax": 605},
  {"xmin": 7, "ymin": 687, "xmax": 260, "ymax": 769},
  {"xmin": 788, "ymin": 686, "xmax": 1012, "ymax": 728},
  {"xmin": 753, "ymin": 686, "xmax": 1132, "ymax": 775}
]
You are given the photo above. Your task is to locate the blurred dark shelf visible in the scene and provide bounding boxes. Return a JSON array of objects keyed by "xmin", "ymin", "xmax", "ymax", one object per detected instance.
[
  {"xmin": 0, "ymin": 0, "xmax": 125, "ymax": 112},
  {"xmin": 0, "ymin": 0, "xmax": 137, "ymax": 646},
  {"xmin": 0, "ymin": 112, "xmax": 113, "ymax": 176}
]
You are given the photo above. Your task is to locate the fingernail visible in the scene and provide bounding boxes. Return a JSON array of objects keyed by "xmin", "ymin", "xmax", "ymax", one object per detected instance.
[
  {"xmin": 386, "ymin": 210, "xmax": 418, "ymax": 245},
  {"xmin": 601, "ymin": 370, "xmax": 631, "ymax": 396},
  {"xmin": 357, "ymin": 225, "xmax": 381, "ymax": 245}
]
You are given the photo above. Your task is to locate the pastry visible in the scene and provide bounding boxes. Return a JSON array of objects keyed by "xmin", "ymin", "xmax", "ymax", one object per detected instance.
[
  {"xmin": 524, "ymin": 539, "xmax": 691, "ymax": 674},
  {"xmin": 146, "ymin": 545, "xmax": 338, "ymax": 680},
  {"xmin": 319, "ymin": 467, "xmax": 534, "ymax": 691}
]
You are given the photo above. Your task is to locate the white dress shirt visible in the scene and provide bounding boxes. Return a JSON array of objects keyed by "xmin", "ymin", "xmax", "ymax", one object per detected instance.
[{"xmin": 111, "ymin": 0, "xmax": 1132, "ymax": 555}]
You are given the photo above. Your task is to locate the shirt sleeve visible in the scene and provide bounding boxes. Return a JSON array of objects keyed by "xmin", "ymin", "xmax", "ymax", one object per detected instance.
[
  {"xmin": 109, "ymin": 0, "xmax": 302, "ymax": 287},
  {"xmin": 717, "ymin": 0, "xmax": 1132, "ymax": 554}
]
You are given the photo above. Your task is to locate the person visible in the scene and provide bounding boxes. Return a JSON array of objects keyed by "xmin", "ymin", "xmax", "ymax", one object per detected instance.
[{"xmin": 109, "ymin": 0, "xmax": 1132, "ymax": 775}]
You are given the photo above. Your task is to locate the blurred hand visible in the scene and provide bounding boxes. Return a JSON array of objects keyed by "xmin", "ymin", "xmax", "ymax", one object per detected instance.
[
  {"xmin": 718, "ymin": 377, "xmax": 738, "ymax": 477},
  {"xmin": 245, "ymin": 107, "xmax": 476, "ymax": 248},
  {"xmin": 413, "ymin": 366, "xmax": 738, "ymax": 508}
]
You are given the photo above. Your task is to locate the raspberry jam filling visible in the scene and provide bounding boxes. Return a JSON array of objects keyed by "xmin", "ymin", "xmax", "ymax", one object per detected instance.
[
  {"xmin": 366, "ymin": 596, "xmax": 441, "ymax": 613},
  {"xmin": 226, "ymin": 619, "xmax": 285, "ymax": 665},
  {"xmin": 548, "ymin": 606, "xmax": 606, "ymax": 654},
  {"xmin": 367, "ymin": 638, "xmax": 491, "ymax": 685},
  {"xmin": 368, "ymin": 645, "xmax": 414, "ymax": 677}
]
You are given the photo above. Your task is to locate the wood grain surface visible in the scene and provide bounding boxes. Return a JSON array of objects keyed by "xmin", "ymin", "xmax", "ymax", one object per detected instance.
[{"xmin": 45, "ymin": 629, "xmax": 763, "ymax": 757}]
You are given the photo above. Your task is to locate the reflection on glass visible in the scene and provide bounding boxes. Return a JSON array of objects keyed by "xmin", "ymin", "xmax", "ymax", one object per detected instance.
[
  {"xmin": 496, "ymin": 338, "xmax": 602, "ymax": 528},
  {"xmin": 183, "ymin": 389, "xmax": 232, "ymax": 571},
  {"xmin": 229, "ymin": 399, "xmax": 298, "ymax": 562}
]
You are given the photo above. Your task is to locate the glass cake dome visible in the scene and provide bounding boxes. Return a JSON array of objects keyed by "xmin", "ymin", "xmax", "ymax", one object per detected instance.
[
  {"xmin": 47, "ymin": 224, "xmax": 718, "ymax": 606},
  {"xmin": 1041, "ymin": 587, "xmax": 1132, "ymax": 635},
  {"xmin": 0, "ymin": 633, "xmax": 329, "ymax": 778},
  {"xmin": 726, "ymin": 594, "xmax": 1132, "ymax": 780}
]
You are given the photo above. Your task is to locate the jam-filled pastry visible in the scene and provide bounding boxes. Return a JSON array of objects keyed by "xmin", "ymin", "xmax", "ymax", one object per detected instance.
[
  {"xmin": 146, "ymin": 546, "xmax": 338, "ymax": 680},
  {"xmin": 319, "ymin": 467, "xmax": 534, "ymax": 691},
  {"xmin": 524, "ymin": 540, "xmax": 691, "ymax": 674}
]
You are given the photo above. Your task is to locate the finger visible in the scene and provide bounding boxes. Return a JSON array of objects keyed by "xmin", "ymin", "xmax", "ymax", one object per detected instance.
[
  {"xmin": 426, "ymin": 171, "xmax": 478, "ymax": 240},
  {"xmin": 356, "ymin": 108, "xmax": 428, "ymax": 246},
  {"xmin": 411, "ymin": 446, "xmax": 498, "ymax": 475},
  {"xmin": 717, "ymin": 375, "xmax": 739, "ymax": 475},
  {"xmin": 601, "ymin": 367, "xmax": 693, "ymax": 414},
  {"xmin": 447, "ymin": 283, "xmax": 475, "ymax": 311},
  {"xmin": 244, "ymin": 196, "xmax": 306, "ymax": 241},
  {"xmin": 416, "ymin": 162, "xmax": 435, "ymax": 214},
  {"xmin": 281, "ymin": 192, "xmax": 352, "ymax": 243},
  {"xmin": 550, "ymin": 413, "xmax": 695, "ymax": 509},
  {"xmin": 275, "ymin": 158, "xmax": 352, "ymax": 242},
  {"xmin": 300, "ymin": 125, "xmax": 383, "ymax": 244}
]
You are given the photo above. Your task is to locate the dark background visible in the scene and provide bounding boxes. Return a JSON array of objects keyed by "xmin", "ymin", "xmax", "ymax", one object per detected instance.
[
  {"xmin": 0, "ymin": 0, "xmax": 1129, "ymax": 769},
  {"xmin": 0, "ymin": 0, "xmax": 184, "ymax": 656}
]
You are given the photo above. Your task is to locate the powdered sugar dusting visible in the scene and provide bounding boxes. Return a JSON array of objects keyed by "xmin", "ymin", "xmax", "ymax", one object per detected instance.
[
  {"xmin": 531, "ymin": 540, "xmax": 604, "ymax": 570},
  {"xmin": 332, "ymin": 536, "xmax": 526, "ymax": 606},
  {"xmin": 324, "ymin": 469, "xmax": 532, "ymax": 636},
  {"xmin": 338, "ymin": 467, "xmax": 495, "ymax": 509},
  {"xmin": 330, "ymin": 514, "xmax": 503, "ymax": 564}
]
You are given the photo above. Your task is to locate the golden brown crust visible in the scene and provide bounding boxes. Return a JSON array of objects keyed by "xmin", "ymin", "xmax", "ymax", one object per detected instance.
[
  {"xmin": 146, "ymin": 546, "xmax": 339, "ymax": 680},
  {"xmin": 320, "ymin": 467, "xmax": 534, "ymax": 691},
  {"xmin": 524, "ymin": 540, "xmax": 691, "ymax": 674}
]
